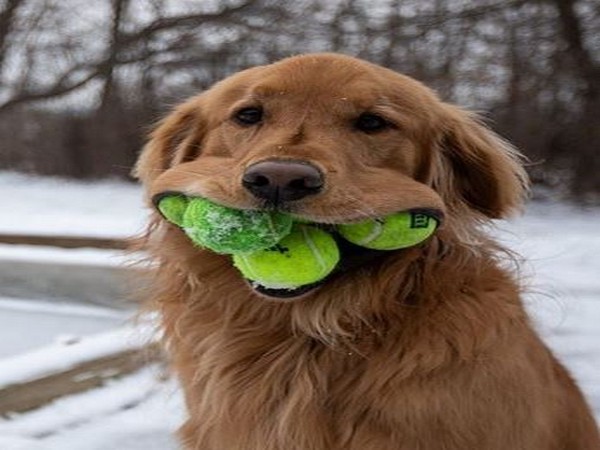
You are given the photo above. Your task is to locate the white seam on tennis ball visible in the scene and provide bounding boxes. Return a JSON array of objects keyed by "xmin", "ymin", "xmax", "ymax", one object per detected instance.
[
  {"xmin": 237, "ymin": 254, "xmax": 259, "ymax": 281},
  {"xmin": 357, "ymin": 220, "xmax": 383, "ymax": 246},
  {"xmin": 302, "ymin": 226, "xmax": 326, "ymax": 275},
  {"xmin": 266, "ymin": 213, "xmax": 275, "ymax": 234}
]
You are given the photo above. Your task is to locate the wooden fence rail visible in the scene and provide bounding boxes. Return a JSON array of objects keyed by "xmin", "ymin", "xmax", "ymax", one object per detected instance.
[
  {"xmin": 0, "ymin": 233, "xmax": 128, "ymax": 250},
  {"xmin": 0, "ymin": 233, "xmax": 156, "ymax": 415}
]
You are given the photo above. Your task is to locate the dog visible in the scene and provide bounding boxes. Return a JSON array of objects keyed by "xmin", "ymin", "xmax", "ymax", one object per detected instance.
[{"xmin": 134, "ymin": 53, "xmax": 599, "ymax": 449}]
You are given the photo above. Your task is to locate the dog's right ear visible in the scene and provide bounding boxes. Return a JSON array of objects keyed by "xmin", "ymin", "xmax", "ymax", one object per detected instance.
[
  {"xmin": 431, "ymin": 104, "xmax": 528, "ymax": 219},
  {"xmin": 132, "ymin": 95, "xmax": 206, "ymax": 186}
]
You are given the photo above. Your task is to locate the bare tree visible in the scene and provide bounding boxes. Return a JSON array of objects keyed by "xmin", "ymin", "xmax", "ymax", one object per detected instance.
[
  {"xmin": 0, "ymin": 0, "xmax": 264, "ymax": 113},
  {"xmin": 0, "ymin": 0, "xmax": 598, "ymax": 198},
  {"xmin": 549, "ymin": 0, "xmax": 600, "ymax": 194},
  {"xmin": 0, "ymin": 0, "xmax": 24, "ymax": 74}
]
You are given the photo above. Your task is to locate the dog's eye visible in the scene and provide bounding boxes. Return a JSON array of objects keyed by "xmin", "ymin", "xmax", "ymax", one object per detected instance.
[
  {"xmin": 234, "ymin": 107, "xmax": 263, "ymax": 126},
  {"xmin": 354, "ymin": 113, "xmax": 390, "ymax": 133}
]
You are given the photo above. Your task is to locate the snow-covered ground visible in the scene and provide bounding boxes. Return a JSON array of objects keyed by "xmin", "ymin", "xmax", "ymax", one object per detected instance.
[
  {"xmin": 496, "ymin": 203, "xmax": 600, "ymax": 418},
  {"xmin": 0, "ymin": 297, "xmax": 127, "ymax": 358},
  {"xmin": 0, "ymin": 366, "xmax": 184, "ymax": 450},
  {"xmin": 0, "ymin": 172, "xmax": 598, "ymax": 449},
  {"xmin": 0, "ymin": 172, "xmax": 147, "ymax": 238}
]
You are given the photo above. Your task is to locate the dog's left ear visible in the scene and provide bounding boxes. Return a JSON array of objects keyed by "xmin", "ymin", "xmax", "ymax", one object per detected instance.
[
  {"xmin": 432, "ymin": 104, "xmax": 528, "ymax": 218},
  {"xmin": 132, "ymin": 95, "xmax": 205, "ymax": 187}
]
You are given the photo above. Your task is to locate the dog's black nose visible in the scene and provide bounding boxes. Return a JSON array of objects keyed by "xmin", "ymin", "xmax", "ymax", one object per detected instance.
[{"xmin": 242, "ymin": 160, "xmax": 324, "ymax": 203}]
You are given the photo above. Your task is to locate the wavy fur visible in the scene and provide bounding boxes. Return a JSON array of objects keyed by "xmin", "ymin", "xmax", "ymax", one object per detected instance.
[{"xmin": 135, "ymin": 53, "xmax": 599, "ymax": 450}]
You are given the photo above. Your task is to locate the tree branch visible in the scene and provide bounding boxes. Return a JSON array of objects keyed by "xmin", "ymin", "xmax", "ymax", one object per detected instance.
[
  {"xmin": 0, "ymin": 0, "xmax": 25, "ymax": 73},
  {"xmin": 550, "ymin": 0, "xmax": 600, "ymax": 98},
  {"xmin": 0, "ymin": 0, "xmax": 262, "ymax": 112}
]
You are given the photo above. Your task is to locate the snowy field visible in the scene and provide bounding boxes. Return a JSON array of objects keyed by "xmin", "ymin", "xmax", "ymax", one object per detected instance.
[{"xmin": 0, "ymin": 172, "xmax": 598, "ymax": 449}]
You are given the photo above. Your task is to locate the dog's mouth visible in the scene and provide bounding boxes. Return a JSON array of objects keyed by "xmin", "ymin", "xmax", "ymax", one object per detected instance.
[
  {"xmin": 246, "ymin": 207, "xmax": 445, "ymax": 301},
  {"xmin": 248, "ymin": 232, "xmax": 388, "ymax": 300}
]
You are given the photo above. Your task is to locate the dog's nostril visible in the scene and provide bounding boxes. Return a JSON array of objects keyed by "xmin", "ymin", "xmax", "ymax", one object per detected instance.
[
  {"xmin": 289, "ymin": 179, "xmax": 307, "ymax": 190},
  {"xmin": 253, "ymin": 175, "xmax": 270, "ymax": 187},
  {"xmin": 242, "ymin": 173, "xmax": 269, "ymax": 189},
  {"xmin": 242, "ymin": 160, "xmax": 324, "ymax": 203}
]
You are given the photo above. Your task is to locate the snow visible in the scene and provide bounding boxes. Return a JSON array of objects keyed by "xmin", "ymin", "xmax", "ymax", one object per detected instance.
[
  {"xmin": 0, "ymin": 366, "xmax": 183, "ymax": 450},
  {"xmin": 0, "ymin": 172, "xmax": 147, "ymax": 238},
  {"xmin": 0, "ymin": 297, "xmax": 127, "ymax": 358},
  {"xmin": 0, "ymin": 172, "xmax": 598, "ymax": 448},
  {"xmin": 0, "ymin": 245, "xmax": 129, "ymax": 267},
  {"xmin": 495, "ymin": 203, "xmax": 600, "ymax": 418},
  {"xmin": 0, "ymin": 323, "xmax": 151, "ymax": 387}
]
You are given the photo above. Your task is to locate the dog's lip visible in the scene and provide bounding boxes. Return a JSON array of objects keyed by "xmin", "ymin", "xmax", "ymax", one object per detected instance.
[{"xmin": 248, "ymin": 280, "xmax": 324, "ymax": 300}]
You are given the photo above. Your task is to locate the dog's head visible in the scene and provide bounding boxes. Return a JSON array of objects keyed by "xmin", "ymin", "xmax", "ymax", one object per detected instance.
[{"xmin": 135, "ymin": 53, "xmax": 527, "ymax": 299}]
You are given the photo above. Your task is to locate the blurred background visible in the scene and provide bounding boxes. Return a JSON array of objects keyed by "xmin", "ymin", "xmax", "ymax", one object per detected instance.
[
  {"xmin": 0, "ymin": 1, "xmax": 598, "ymax": 449},
  {"xmin": 0, "ymin": 0, "xmax": 599, "ymax": 199}
]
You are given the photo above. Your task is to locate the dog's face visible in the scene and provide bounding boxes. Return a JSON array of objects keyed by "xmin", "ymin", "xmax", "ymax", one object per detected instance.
[{"xmin": 136, "ymin": 53, "xmax": 526, "ymax": 299}]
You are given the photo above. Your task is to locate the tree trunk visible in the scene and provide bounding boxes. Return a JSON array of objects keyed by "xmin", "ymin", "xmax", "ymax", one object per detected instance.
[
  {"xmin": 0, "ymin": 0, "xmax": 24, "ymax": 74},
  {"xmin": 100, "ymin": 0, "xmax": 130, "ymax": 110},
  {"xmin": 550, "ymin": 0, "xmax": 600, "ymax": 194}
]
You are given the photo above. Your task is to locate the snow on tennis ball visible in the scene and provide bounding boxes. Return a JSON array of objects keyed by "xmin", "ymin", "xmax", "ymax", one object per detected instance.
[
  {"xmin": 337, "ymin": 211, "xmax": 439, "ymax": 250},
  {"xmin": 157, "ymin": 195, "xmax": 293, "ymax": 254},
  {"xmin": 232, "ymin": 225, "xmax": 340, "ymax": 290}
]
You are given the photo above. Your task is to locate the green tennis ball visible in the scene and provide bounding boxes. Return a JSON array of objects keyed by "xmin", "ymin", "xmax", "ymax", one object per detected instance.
[
  {"xmin": 181, "ymin": 197, "xmax": 293, "ymax": 254},
  {"xmin": 337, "ymin": 211, "xmax": 439, "ymax": 250},
  {"xmin": 156, "ymin": 194, "xmax": 189, "ymax": 226},
  {"xmin": 232, "ymin": 225, "xmax": 340, "ymax": 290}
]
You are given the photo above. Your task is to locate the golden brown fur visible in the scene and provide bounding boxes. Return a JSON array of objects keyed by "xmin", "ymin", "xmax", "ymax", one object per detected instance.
[{"xmin": 134, "ymin": 53, "xmax": 599, "ymax": 449}]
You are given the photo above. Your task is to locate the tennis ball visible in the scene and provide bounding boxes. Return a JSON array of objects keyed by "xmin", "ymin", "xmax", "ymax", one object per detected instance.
[
  {"xmin": 156, "ymin": 194, "xmax": 189, "ymax": 226},
  {"xmin": 156, "ymin": 195, "xmax": 293, "ymax": 254},
  {"xmin": 181, "ymin": 197, "xmax": 293, "ymax": 254},
  {"xmin": 232, "ymin": 225, "xmax": 340, "ymax": 290},
  {"xmin": 337, "ymin": 211, "xmax": 438, "ymax": 250}
]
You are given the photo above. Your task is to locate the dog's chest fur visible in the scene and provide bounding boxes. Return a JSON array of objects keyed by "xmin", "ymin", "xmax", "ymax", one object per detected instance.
[{"xmin": 161, "ymin": 272, "xmax": 561, "ymax": 450}]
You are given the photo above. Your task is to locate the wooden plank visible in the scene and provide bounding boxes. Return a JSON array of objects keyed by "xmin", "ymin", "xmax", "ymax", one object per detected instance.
[
  {"xmin": 0, "ymin": 234, "xmax": 128, "ymax": 250},
  {"xmin": 0, "ymin": 343, "xmax": 161, "ymax": 415}
]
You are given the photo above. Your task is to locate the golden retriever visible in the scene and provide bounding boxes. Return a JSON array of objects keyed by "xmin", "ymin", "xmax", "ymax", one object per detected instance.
[{"xmin": 134, "ymin": 53, "xmax": 599, "ymax": 449}]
